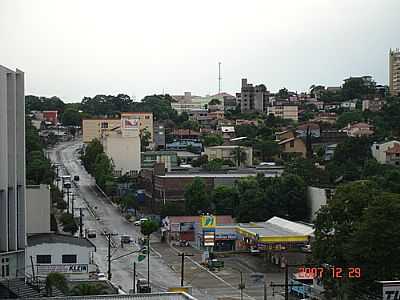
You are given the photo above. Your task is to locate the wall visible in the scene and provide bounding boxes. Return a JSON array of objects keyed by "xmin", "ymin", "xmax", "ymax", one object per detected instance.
[
  {"xmin": 307, "ymin": 186, "xmax": 327, "ymax": 221},
  {"xmin": 26, "ymin": 243, "xmax": 94, "ymax": 279},
  {"xmin": 82, "ymin": 119, "xmax": 120, "ymax": 143},
  {"xmin": 371, "ymin": 141, "xmax": 400, "ymax": 164},
  {"xmin": 26, "ymin": 185, "xmax": 51, "ymax": 234},
  {"xmin": 103, "ymin": 130, "xmax": 141, "ymax": 176}
]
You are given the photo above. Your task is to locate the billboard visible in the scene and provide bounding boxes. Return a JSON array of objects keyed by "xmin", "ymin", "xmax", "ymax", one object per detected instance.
[
  {"xmin": 37, "ymin": 264, "xmax": 89, "ymax": 275},
  {"xmin": 201, "ymin": 215, "xmax": 216, "ymax": 228},
  {"xmin": 121, "ymin": 117, "xmax": 139, "ymax": 130},
  {"xmin": 382, "ymin": 281, "xmax": 400, "ymax": 300}
]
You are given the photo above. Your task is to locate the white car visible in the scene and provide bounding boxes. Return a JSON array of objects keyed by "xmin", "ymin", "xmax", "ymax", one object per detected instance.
[
  {"xmin": 96, "ymin": 272, "xmax": 106, "ymax": 281},
  {"xmin": 134, "ymin": 218, "xmax": 148, "ymax": 226}
]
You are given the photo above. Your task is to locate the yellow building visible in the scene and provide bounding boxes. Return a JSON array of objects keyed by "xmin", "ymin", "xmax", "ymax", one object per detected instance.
[{"xmin": 82, "ymin": 112, "xmax": 153, "ymax": 143}]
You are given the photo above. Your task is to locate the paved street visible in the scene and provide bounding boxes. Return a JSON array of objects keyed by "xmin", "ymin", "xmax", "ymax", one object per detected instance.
[{"xmin": 49, "ymin": 140, "xmax": 288, "ymax": 299}]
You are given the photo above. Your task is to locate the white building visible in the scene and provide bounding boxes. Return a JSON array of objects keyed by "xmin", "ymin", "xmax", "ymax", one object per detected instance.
[
  {"xmin": 371, "ymin": 140, "xmax": 400, "ymax": 164},
  {"xmin": 101, "ymin": 118, "xmax": 141, "ymax": 177},
  {"xmin": 26, "ymin": 185, "xmax": 51, "ymax": 235},
  {"xmin": 0, "ymin": 65, "xmax": 26, "ymax": 280},
  {"xmin": 26, "ymin": 233, "xmax": 96, "ymax": 280}
]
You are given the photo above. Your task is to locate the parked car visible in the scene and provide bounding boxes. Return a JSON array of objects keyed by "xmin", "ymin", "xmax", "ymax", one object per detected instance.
[
  {"xmin": 87, "ymin": 229, "xmax": 96, "ymax": 238},
  {"xmin": 136, "ymin": 279, "xmax": 151, "ymax": 293},
  {"xmin": 134, "ymin": 218, "xmax": 148, "ymax": 226},
  {"xmin": 74, "ymin": 175, "xmax": 80, "ymax": 181},
  {"xmin": 121, "ymin": 235, "xmax": 131, "ymax": 244},
  {"xmin": 96, "ymin": 272, "xmax": 106, "ymax": 281}
]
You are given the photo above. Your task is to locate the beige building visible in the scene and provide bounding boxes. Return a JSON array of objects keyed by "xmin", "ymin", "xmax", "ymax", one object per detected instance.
[
  {"xmin": 101, "ymin": 125, "xmax": 141, "ymax": 177},
  {"xmin": 267, "ymin": 105, "xmax": 298, "ymax": 122},
  {"xmin": 389, "ymin": 48, "xmax": 400, "ymax": 96},
  {"xmin": 26, "ymin": 185, "xmax": 51, "ymax": 235},
  {"xmin": 205, "ymin": 145, "xmax": 253, "ymax": 167},
  {"xmin": 82, "ymin": 112, "xmax": 153, "ymax": 143},
  {"xmin": 278, "ymin": 137, "xmax": 307, "ymax": 158},
  {"xmin": 237, "ymin": 78, "xmax": 270, "ymax": 113},
  {"xmin": 371, "ymin": 140, "xmax": 400, "ymax": 165}
]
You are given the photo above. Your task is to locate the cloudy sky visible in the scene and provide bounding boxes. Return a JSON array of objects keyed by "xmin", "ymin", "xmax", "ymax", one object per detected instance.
[{"xmin": 1, "ymin": 0, "xmax": 399, "ymax": 102}]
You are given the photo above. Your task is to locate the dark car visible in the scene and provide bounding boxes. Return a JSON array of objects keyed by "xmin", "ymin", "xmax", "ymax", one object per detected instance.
[{"xmin": 74, "ymin": 175, "xmax": 80, "ymax": 181}]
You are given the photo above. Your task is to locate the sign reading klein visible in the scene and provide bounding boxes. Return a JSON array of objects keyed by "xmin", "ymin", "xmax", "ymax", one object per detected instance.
[{"xmin": 37, "ymin": 264, "xmax": 89, "ymax": 275}]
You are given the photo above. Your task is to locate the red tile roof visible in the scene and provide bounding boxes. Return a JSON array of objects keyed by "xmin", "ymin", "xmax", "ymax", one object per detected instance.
[{"xmin": 386, "ymin": 143, "xmax": 400, "ymax": 154}]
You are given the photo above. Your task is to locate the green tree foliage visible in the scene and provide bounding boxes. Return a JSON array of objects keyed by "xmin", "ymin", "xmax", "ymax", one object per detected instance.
[
  {"xmin": 180, "ymin": 120, "xmax": 200, "ymax": 131},
  {"xmin": 160, "ymin": 202, "xmax": 186, "ymax": 217},
  {"xmin": 191, "ymin": 155, "xmax": 208, "ymax": 168},
  {"xmin": 45, "ymin": 272, "xmax": 68, "ymax": 296},
  {"xmin": 184, "ymin": 177, "xmax": 211, "ymax": 215},
  {"xmin": 208, "ymin": 98, "xmax": 221, "ymax": 105},
  {"xmin": 235, "ymin": 124, "xmax": 258, "ymax": 140},
  {"xmin": 382, "ymin": 96, "xmax": 400, "ymax": 136},
  {"xmin": 94, "ymin": 153, "xmax": 114, "ymax": 189},
  {"xmin": 336, "ymin": 111, "xmax": 363, "ymax": 129},
  {"xmin": 342, "ymin": 77, "xmax": 376, "ymax": 100},
  {"xmin": 26, "ymin": 118, "xmax": 55, "ymax": 184},
  {"xmin": 285, "ymin": 157, "xmax": 330, "ymax": 186},
  {"xmin": 231, "ymin": 146, "xmax": 247, "ymax": 167},
  {"xmin": 60, "ymin": 108, "xmax": 83, "ymax": 126},
  {"xmin": 60, "ymin": 213, "xmax": 78, "ymax": 235},
  {"xmin": 202, "ymin": 134, "xmax": 224, "ymax": 147},
  {"xmin": 140, "ymin": 219, "xmax": 159, "ymax": 236},
  {"xmin": 277, "ymin": 88, "xmax": 289, "ymax": 99},
  {"xmin": 70, "ymin": 283, "xmax": 107, "ymax": 296},
  {"xmin": 120, "ymin": 194, "xmax": 138, "ymax": 211},
  {"xmin": 80, "ymin": 94, "xmax": 134, "ymax": 116},
  {"xmin": 82, "ymin": 139, "xmax": 104, "ymax": 174},
  {"xmin": 26, "ymin": 95, "xmax": 65, "ymax": 113},
  {"xmin": 140, "ymin": 128, "xmax": 151, "ymax": 151},
  {"xmin": 210, "ymin": 186, "xmax": 237, "ymax": 215},
  {"xmin": 312, "ymin": 181, "xmax": 400, "ymax": 298},
  {"xmin": 255, "ymin": 139, "xmax": 280, "ymax": 161}
]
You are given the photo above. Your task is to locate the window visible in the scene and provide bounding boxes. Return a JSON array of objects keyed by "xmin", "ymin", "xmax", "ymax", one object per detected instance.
[
  {"xmin": 289, "ymin": 140, "xmax": 295, "ymax": 148},
  {"xmin": 37, "ymin": 255, "xmax": 51, "ymax": 264},
  {"xmin": 101, "ymin": 122, "xmax": 108, "ymax": 129},
  {"xmin": 145, "ymin": 116, "xmax": 150, "ymax": 119},
  {"xmin": 1, "ymin": 257, "xmax": 10, "ymax": 277},
  {"xmin": 375, "ymin": 145, "xmax": 379, "ymax": 150},
  {"xmin": 62, "ymin": 255, "xmax": 77, "ymax": 264}
]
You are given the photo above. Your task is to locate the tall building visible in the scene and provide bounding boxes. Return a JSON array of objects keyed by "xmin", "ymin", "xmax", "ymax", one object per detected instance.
[
  {"xmin": 237, "ymin": 78, "xmax": 270, "ymax": 113},
  {"xmin": 0, "ymin": 65, "xmax": 26, "ymax": 280},
  {"xmin": 389, "ymin": 48, "xmax": 400, "ymax": 96}
]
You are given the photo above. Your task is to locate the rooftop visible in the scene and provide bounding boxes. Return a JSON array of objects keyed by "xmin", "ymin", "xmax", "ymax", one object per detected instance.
[
  {"xmin": 158, "ymin": 172, "xmax": 277, "ymax": 178},
  {"xmin": 386, "ymin": 143, "xmax": 400, "ymax": 154},
  {"xmin": 28, "ymin": 233, "xmax": 95, "ymax": 248}
]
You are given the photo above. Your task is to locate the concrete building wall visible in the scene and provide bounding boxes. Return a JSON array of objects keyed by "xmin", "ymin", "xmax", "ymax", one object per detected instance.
[
  {"xmin": 26, "ymin": 185, "xmax": 51, "ymax": 234},
  {"xmin": 204, "ymin": 146, "xmax": 253, "ymax": 166},
  {"xmin": 102, "ymin": 129, "xmax": 141, "ymax": 176},
  {"xmin": 0, "ymin": 65, "xmax": 26, "ymax": 280},
  {"xmin": 371, "ymin": 141, "xmax": 400, "ymax": 164},
  {"xmin": 267, "ymin": 105, "xmax": 299, "ymax": 121},
  {"xmin": 307, "ymin": 186, "xmax": 328, "ymax": 221},
  {"xmin": 389, "ymin": 48, "xmax": 400, "ymax": 96}
]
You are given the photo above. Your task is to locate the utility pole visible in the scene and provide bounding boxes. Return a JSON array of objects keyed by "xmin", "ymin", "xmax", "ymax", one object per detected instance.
[
  {"xmin": 147, "ymin": 237, "xmax": 150, "ymax": 289},
  {"xmin": 79, "ymin": 208, "xmax": 83, "ymax": 238},
  {"xmin": 178, "ymin": 252, "xmax": 194, "ymax": 286},
  {"xmin": 285, "ymin": 264, "xmax": 289, "ymax": 300},
  {"xmin": 239, "ymin": 270, "xmax": 244, "ymax": 300},
  {"xmin": 264, "ymin": 280, "xmax": 267, "ymax": 300},
  {"xmin": 71, "ymin": 193, "xmax": 75, "ymax": 217},
  {"xmin": 104, "ymin": 232, "xmax": 118, "ymax": 281},
  {"xmin": 218, "ymin": 62, "xmax": 222, "ymax": 94},
  {"xmin": 133, "ymin": 261, "xmax": 136, "ymax": 294}
]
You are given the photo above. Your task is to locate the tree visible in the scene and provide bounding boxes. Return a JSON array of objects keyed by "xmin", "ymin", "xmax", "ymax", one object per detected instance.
[
  {"xmin": 94, "ymin": 153, "xmax": 114, "ymax": 189},
  {"xmin": 312, "ymin": 181, "xmax": 399, "ymax": 298},
  {"xmin": 70, "ymin": 283, "xmax": 107, "ymax": 296},
  {"xmin": 60, "ymin": 108, "xmax": 82, "ymax": 126},
  {"xmin": 277, "ymin": 88, "xmax": 289, "ymax": 99},
  {"xmin": 184, "ymin": 177, "xmax": 211, "ymax": 215},
  {"xmin": 45, "ymin": 272, "xmax": 68, "ymax": 296},
  {"xmin": 120, "ymin": 194, "xmax": 138, "ymax": 211},
  {"xmin": 140, "ymin": 128, "xmax": 151, "ymax": 151},
  {"xmin": 180, "ymin": 120, "xmax": 200, "ymax": 131},
  {"xmin": 191, "ymin": 155, "xmax": 208, "ymax": 168},
  {"xmin": 211, "ymin": 186, "xmax": 237, "ymax": 215},
  {"xmin": 60, "ymin": 213, "xmax": 78, "ymax": 235},
  {"xmin": 202, "ymin": 134, "xmax": 224, "ymax": 147},
  {"xmin": 82, "ymin": 139, "xmax": 104, "ymax": 174},
  {"xmin": 231, "ymin": 146, "xmax": 247, "ymax": 167},
  {"xmin": 208, "ymin": 98, "xmax": 221, "ymax": 105},
  {"xmin": 140, "ymin": 219, "xmax": 159, "ymax": 236},
  {"xmin": 336, "ymin": 111, "xmax": 363, "ymax": 129},
  {"xmin": 342, "ymin": 77, "xmax": 376, "ymax": 100},
  {"xmin": 255, "ymin": 139, "xmax": 280, "ymax": 161},
  {"xmin": 204, "ymin": 159, "xmax": 224, "ymax": 171}
]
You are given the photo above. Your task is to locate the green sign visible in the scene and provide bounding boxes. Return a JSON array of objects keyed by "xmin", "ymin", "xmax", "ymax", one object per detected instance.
[{"xmin": 138, "ymin": 254, "xmax": 146, "ymax": 262}]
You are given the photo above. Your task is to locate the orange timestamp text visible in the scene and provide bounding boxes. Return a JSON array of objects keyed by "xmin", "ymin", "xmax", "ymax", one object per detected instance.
[{"xmin": 298, "ymin": 266, "xmax": 361, "ymax": 279}]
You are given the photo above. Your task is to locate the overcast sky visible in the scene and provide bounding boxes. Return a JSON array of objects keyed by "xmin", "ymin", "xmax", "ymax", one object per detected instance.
[{"xmin": 1, "ymin": 0, "xmax": 399, "ymax": 102}]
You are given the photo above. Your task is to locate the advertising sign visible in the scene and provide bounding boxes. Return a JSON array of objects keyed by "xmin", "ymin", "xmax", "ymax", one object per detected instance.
[
  {"xmin": 121, "ymin": 117, "xmax": 139, "ymax": 130},
  {"xmin": 381, "ymin": 281, "xmax": 400, "ymax": 300},
  {"xmin": 203, "ymin": 231, "xmax": 215, "ymax": 246},
  {"xmin": 201, "ymin": 215, "xmax": 216, "ymax": 228},
  {"xmin": 37, "ymin": 264, "xmax": 89, "ymax": 275}
]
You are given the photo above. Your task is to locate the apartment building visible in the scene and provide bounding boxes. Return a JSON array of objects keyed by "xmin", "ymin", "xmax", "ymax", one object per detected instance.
[
  {"xmin": 82, "ymin": 112, "xmax": 153, "ymax": 143},
  {"xmin": 237, "ymin": 78, "xmax": 270, "ymax": 113},
  {"xmin": 0, "ymin": 65, "xmax": 26, "ymax": 280},
  {"xmin": 267, "ymin": 105, "xmax": 299, "ymax": 122},
  {"xmin": 371, "ymin": 140, "xmax": 400, "ymax": 165},
  {"xmin": 389, "ymin": 48, "xmax": 400, "ymax": 96},
  {"xmin": 362, "ymin": 98, "xmax": 386, "ymax": 112},
  {"xmin": 204, "ymin": 145, "xmax": 253, "ymax": 167}
]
